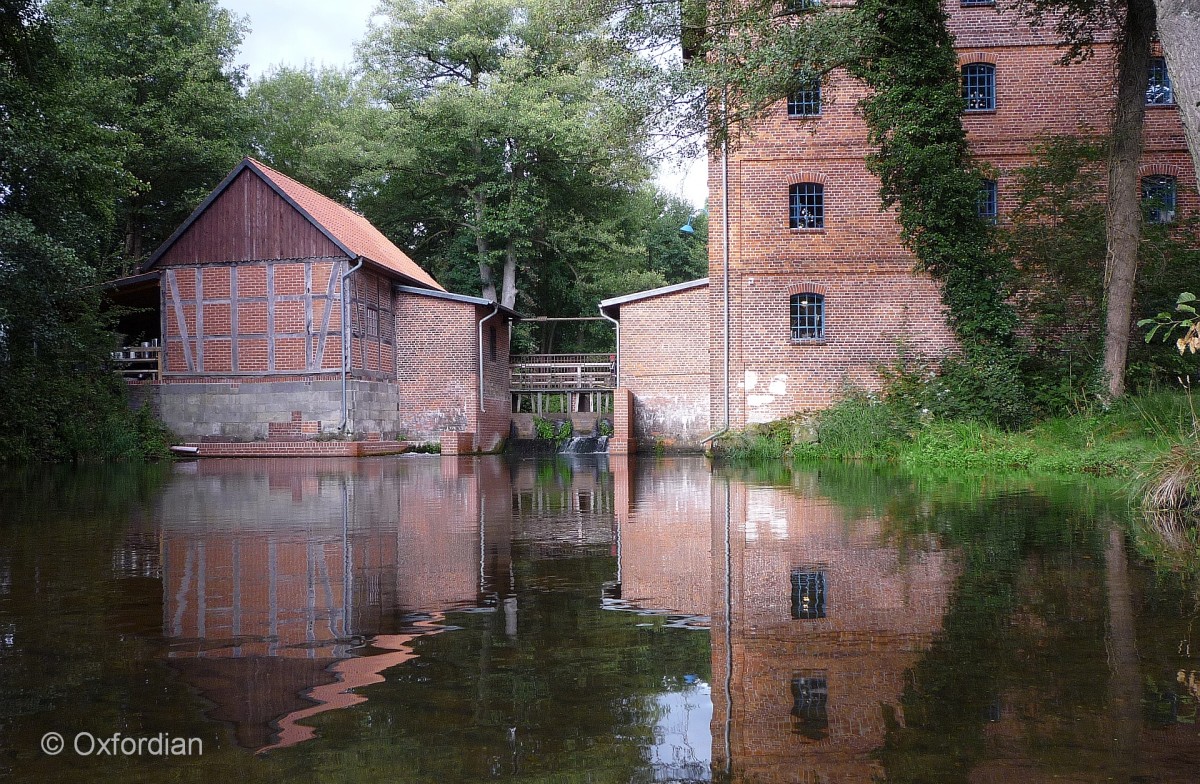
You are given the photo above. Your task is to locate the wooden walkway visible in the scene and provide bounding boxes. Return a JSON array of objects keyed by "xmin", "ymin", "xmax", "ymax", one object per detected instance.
[{"xmin": 510, "ymin": 353, "xmax": 615, "ymax": 414}]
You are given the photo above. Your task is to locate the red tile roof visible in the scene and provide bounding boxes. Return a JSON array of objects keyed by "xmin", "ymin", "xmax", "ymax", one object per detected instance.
[{"xmin": 248, "ymin": 159, "xmax": 443, "ymax": 291}]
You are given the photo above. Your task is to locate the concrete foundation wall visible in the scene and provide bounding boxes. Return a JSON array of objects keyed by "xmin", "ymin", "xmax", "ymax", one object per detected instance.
[{"xmin": 158, "ymin": 380, "xmax": 402, "ymax": 441}]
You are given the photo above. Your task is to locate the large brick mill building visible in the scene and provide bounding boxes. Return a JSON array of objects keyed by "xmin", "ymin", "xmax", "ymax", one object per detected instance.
[
  {"xmin": 113, "ymin": 158, "xmax": 517, "ymax": 453},
  {"xmin": 604, "ymin": 2, "xmax": 1197, "ymax": 452}
]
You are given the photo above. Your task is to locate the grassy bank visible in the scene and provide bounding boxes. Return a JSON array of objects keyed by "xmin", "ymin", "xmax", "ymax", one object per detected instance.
[
  {"xmin": 718, "ymin": 390, "xmax": 1200, "ymax": 571},
  {"xmin": 719, "ymin": 390, "xmax": 1198, "ymax": 477}
]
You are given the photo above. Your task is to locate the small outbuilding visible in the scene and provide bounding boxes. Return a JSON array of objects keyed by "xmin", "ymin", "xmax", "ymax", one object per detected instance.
[
  {"xmin": 599, "ymin": 279, "xmax": 711, "ymax": 452},
  {"xmin": 112, "ymin": 158, "xmax": 517, "ymax": 452}
]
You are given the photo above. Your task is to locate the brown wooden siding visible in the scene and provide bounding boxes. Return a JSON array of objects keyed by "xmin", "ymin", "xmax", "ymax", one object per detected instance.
[{"xmin": 158, "ymin": 169, "xmax": 345, "ymax": 265}]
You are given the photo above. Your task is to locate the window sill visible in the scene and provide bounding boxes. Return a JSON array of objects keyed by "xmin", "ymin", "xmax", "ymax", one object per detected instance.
[
  {"xmin": 963, "ymin": 108, "xmax": 996, "ymax": 115},
  {"xmin": 791, "ymin": 338, "xmax": 827, "ymax": 346},
  {"xmin": 1145, "ymin": 102, "xmax": 1177, "ymax": 108},
  {"xmin": 787, "ymin": 113, "xmax": 823, "ymax": 119},
  {"xmin": 789, "ymin": 227, "xmax": 826, "ymax": 234}
]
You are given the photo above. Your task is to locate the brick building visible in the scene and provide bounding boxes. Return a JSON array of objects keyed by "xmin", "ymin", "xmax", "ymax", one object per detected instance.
[
  {"xmin": 114, "ymin": 158, "xmax": 517, "ymax": 451},
  {"xmin": 605, "ymin": 4, "xmax": 1196, "ymax": 450}
]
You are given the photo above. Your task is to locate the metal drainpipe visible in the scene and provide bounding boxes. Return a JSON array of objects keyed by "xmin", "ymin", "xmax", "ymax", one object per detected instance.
[
  {"xmin": 478, "ymin": 303, "xmax": 501, "ymax": 412},
  {"xmin": 702, "ymin": 98, "xmax": 732, "ymax": 447},
  {"xmin": 340, "ymin": 257, "xmax": 364, "ymax": 433},
  {"xmin": 600, "ymin": 308, "xmax": 620, "ymax": 384}
]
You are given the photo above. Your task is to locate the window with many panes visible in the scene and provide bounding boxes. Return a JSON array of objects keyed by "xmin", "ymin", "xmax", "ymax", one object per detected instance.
[
  {"xmin": 785, "ymin": 0, "xmax": 819, "ymax": 11},
  {"xmin": 791, "ymin": 569, "xmax": 827, "ymax": 618},
  {"xmin": 789, "ymin": 183, "xmax": 823, "ymax": 229},
  {"xmin": 791, "ymin": 673, "xmax": 830, "ymax": 741},
  {"xmin": 1142, "ymin": 175, "xmax": 1177, "ymax": 224},
  {"xmin": 790, "ymin": 293, "xmax": 825, "ymax": 341},
  {"xmin": 787, "ymin": 78, "xmax": 821, "ymax": 117},
  {"xmin": 978, "ymin": 179, "xmax": 998, "ymax": 221},
  {"xmin": 962, "ymin": 63, "xmax": 995, "ymax": 112},
  {"xmin": 1147, "ymin": 57, "xmax": 1174, "ymax": 105},
  {"xmin": 961, "ymin": 0, "xmax": 995, "ymax": 6}
]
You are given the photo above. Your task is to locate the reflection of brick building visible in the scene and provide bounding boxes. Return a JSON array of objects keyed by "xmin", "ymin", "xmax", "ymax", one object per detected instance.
[
  {"xmin": 614, "ymin": 457, "xmax": 714, "ymax": 616},
  {"xmin": 709, "ymin": 478, "xmax": 957, "ymax": 782},
  {"xmin": 158, "ymin": 457, "xmax": 505, "ymax": 749},
  {"xmin": 609, "ymin": 461, "xmax": 957, "ymax": 781}
]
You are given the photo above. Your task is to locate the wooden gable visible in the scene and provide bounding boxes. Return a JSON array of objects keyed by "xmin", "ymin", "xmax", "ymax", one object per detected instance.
[{"xmin": 155, "ymin": 168, "xmax": 346, "ymax": 266}]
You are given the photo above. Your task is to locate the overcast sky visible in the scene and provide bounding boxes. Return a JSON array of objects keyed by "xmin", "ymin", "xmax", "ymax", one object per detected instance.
[{"xmin": 219, "ymin": 0, "xmax": 707, "ymax": 208}]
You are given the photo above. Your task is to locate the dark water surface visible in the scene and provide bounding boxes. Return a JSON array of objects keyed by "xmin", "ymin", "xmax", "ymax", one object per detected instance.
[{"xmin": 0, "ymin": 456, "xmax": 1197, "ymax": 782}]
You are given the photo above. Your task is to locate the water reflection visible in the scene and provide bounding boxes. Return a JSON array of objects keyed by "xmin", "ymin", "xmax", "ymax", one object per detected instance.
[{"xmin": 1, "ymin": 457, "xmax": 1198, "ymax": 782}]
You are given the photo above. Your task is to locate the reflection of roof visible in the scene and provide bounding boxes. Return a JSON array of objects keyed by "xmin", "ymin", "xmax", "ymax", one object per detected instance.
[
  {"xmin": 144, "ymin": 158, "xmax": 443, "ymax": 291},
  {"xmin": 598, "ymin": 278, "xmax": 709, "ymax": 317},
  {"xmin": 395, "ymin": 285, "xmax": 523, "ymax": 320}
]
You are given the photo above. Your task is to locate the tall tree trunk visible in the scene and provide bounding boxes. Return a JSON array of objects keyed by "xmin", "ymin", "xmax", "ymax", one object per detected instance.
[
  {"xmin": 123, "ymin": 210, "xmax": 142, "ymax": 262},
  {"xmin": 1102, "ymin": 0, "xmax": 1156, "ymax": 399},
  {"xmin": 471, "ymin": 190, "xmax": 497, "ymax": 302},
  {"xmin": 1153, "ymin": 0, "xmax": 1200, "ymax": 181},
  {"xmin": 1104, "ymin": 528, "xmax": 1142, "ymax": 773},
  {"xmin": 501, "ymin": 239, "xmax": 518, "ymax": 311}
]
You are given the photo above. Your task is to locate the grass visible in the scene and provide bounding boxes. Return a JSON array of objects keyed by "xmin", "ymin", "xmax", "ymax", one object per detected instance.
[{"xmin": 723, "ymin": 390, "xmax": 1199, "ymax": 478}]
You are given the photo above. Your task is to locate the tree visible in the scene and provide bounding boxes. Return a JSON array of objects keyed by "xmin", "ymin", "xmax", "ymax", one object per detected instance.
[
  {"xmin": 1152, "ymin": 0, "xmax": 1200, "ymax": 184},
  {"xmin": 355, "ymin": 0, "xmax": 658, "ymax": 312},
  {"xmin": 246, "ymin": 65, "xmax": 386, "ymax": 203},
  {"xmin": 49, "ymin": 0, "xmax": 249, "ymax": 265}
]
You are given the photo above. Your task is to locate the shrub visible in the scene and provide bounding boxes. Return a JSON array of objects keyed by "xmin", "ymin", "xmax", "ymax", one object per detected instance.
[{"xmin": 799, "ymin": 392, "xmax": 912, "ymax": 460}]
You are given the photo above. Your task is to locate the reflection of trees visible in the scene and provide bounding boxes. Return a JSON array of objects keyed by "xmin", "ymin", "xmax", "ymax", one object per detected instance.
[{"xmin": 305, "ymin": 552, "xmax": 711, "ymax": 781}]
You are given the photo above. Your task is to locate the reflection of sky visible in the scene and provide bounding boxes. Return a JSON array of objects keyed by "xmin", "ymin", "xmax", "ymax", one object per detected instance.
[{"xmin": 648, "ymin": 682, "xmax": 712, "ymax": 782}]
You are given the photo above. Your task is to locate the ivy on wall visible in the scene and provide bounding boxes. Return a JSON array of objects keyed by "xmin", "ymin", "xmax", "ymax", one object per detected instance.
[{"xmin": 851, "ymin": 0, "xmax": 1019, "ymax": 350}]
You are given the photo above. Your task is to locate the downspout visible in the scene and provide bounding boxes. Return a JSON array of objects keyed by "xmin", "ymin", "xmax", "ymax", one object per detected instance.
[
  {"xmin": 478, "ymin": 303, "xmax": 501, "ymax": 412},
  {"xmin": 702, "ymin": 94, "xmax": 732, "ymax": 446},
  {"xmin": 340, "ymin": 257, "xmax": 364, "ymax": 433},
  {"xmin": 600, "ymin": 307, "xmax": 620, "ymax": 384}
]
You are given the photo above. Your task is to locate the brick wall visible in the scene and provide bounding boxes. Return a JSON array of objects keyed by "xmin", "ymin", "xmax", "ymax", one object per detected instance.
[
  {"xmin": 617, "ymin": 284, "xmax": 712, "ymax": 449},
  {"xmin": 346, "ymin": 268, "xmax": 397, "ymax": 382},
  {"xmin": 395, "ymin": 293, "xmax": 513, "ymax": 450},
  {"xmin": 703, "ymin": 4, "xmax": 1196, "ymax": 432},
  {"xmin": 162, "ymin": 259, "xmax": 347, "ymax": 378}
]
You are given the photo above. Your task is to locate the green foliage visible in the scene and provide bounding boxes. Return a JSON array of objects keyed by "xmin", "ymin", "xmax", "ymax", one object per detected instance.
[
  {"xmin": 1140, "ymin": 292, "xmax": 1200, "ymax": 349},
  {"xmin": 0, "ymin": 216, "xmax": 170, "ymax": 461},
  {"xmin": 598, "ymin": 418, "xmax": 613, "ymax": 437},
  {"xmin": 49, "ymin": 0, "xmax": 249, "ymax": 261},
  {"xmin": 0, "ymin": 0, "xmax": 240, "ymax": 461},
  {"xmin": 852, "ymin": 0, "xmax": 1018, "ymax": 350},
  {"xmin": 797, "ymin": 392, "xmax": 912, "ymax": 461},
  {"xmin": 246, "ymin": 0, "xmax": 701, "ymax": 352},
  {"xmin": 533, "ymin": 416, "xmax": 573, "ymax": 447}
]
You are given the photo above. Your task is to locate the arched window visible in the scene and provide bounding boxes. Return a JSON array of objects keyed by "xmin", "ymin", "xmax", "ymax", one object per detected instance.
[
  {"xmin": 1142, "ymin": 175, "xmax": 1177, "ymax": 224},
  {"xmin": 962, "ymin": 63, "xmax": 995, "ymax": 112},
  {"xmin": 789, "ymin": 183, "xmax": 824, "ymax": 229},
  {"xmin": 790, "ymin": 293, "xmax": 825, "ymax": 341}
]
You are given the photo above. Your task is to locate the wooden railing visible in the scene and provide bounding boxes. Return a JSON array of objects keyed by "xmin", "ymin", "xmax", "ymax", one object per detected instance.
[
  {"xmin": 510, "ymin": 353, "xmax": 616, "ymax": 391},
  {"xmin": 112, "ymin": 344, "xmax": 163, "ymax": 381}
]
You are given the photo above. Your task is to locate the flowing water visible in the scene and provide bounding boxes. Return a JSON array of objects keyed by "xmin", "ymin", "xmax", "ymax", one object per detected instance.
[{"xmin": 0, "ymin": 456, "xmax": 1197, "ymax": 782}]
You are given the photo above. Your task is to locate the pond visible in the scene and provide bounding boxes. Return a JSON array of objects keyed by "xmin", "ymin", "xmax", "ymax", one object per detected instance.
[{"xmin": 0, "ymin": 455, "xmax": 1197, "ymax": 782}]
